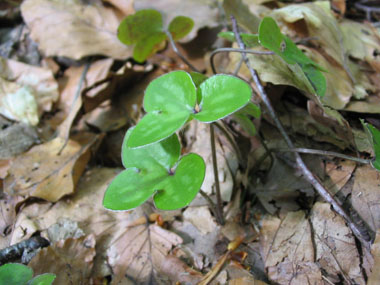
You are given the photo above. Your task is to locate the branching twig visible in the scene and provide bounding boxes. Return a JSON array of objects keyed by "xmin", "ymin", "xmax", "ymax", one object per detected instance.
[
  {"xmin": 230, "ymin": 15, "xmax": 371, "ymax": 243},
  {"xmin": 274, "ymin": 148, "xmax": 372, "ymax": 165},
  {"xmin": 165, "ymin": 30, "xmax": 200, "ymax": 73},
  {"xmin": 210, "ymin": 47, "xmax": 274, "ymax": 74},
  {"xmin": 210, "ymin": 123, "xmax": 225, "ymax": 225}
]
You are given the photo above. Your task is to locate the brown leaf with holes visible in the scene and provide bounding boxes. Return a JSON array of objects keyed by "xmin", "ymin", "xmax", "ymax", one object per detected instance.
[
  {"xmin": 21, "ymin": 0, "xmax": 132, "ymax": 60},
  {"xmin": 28, "ymin": 234, "xmax": 96, "ymax": 284},
  {"xmin": 4, "ymin": 134, "xmax": 97, "ymax": 202}
]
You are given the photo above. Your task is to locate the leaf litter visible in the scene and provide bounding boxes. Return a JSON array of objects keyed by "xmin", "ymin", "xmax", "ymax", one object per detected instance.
[{"xmin": 1, "ymin": 0, "xmax": 380, "ymax": 284}]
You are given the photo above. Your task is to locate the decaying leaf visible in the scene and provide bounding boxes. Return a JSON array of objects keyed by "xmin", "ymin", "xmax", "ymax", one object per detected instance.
[
  {"xmin": 4, "ymin": 134, "xmax": 97, "ymax": 202},
  {"xmin": 310, "ymin": 202, "xmax": 364, "ymax": 284},
  {"xmin": 324, "ymin": 159, "xmax": 356, "ymax": 195},
  {"xmin": 135, "ymin": 0, "xmax": 219, "ymax": 42},
  {"xmin": 352, "ymin": 165, "xmax": 380, "ymax": 232},
  {"xmin": 21, "ymin": 0, "xmax": 133, "ymax": 60},
  {"xmin": 0, "ymin": 57, "xmax": 59, "ymax": 125},
  {"xmin": 183, "ymin": 206, "xmax": 218, "ymax": 235},
  {"xmin": 107, "ymin": 223, "xmax": 182, "ymax": 283},
  {"xmin": 28, "ymin": 235, "xmax": 96, "ymax": 284},
  {"xmin": 368, "ymin": 230, "xmax": 380, "ymax": 284}
]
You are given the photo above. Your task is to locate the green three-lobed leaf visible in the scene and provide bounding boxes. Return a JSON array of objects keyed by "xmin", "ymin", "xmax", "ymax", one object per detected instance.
[
  {"xmin": 118, "ymin": 10, "xmax": 194, "ymax": 62},
  {"xmin": 103, "ymin": 129, "xmax": 205, "ymax": 211},
  {"xmin": 0, "ymin": 263, "xmax": 56, "ymax": 285},
  {"xmin": 127, "ymin": 70, "xmax": 252, "ymax": 148}
]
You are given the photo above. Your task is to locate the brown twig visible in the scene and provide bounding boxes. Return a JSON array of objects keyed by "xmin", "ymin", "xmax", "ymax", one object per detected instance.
[{"xmin": 230, "ymin": 15, "xmax": 371, "ymax": 243}]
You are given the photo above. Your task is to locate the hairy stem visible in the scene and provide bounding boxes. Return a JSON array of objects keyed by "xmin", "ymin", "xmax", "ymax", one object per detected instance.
[
  {"xmin": 210, "ymin": 47, "xmax": 274, "ymax": 74},
  {"xmin": 230, "ymin": 15, "xmax": 370, "ymax": 243},
  {"xmin": 210, "ymin": 123, "xmax": 225, "ymax": 225},
  {"xmin": 165, "ymin": 30, "xmax": 200, "ymax": 73}
]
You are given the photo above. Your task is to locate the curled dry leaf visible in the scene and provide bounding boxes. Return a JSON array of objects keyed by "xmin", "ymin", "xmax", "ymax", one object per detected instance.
[
  {"xmin": 107, "ymin": 223, "xmax": 183, "ymax": 284},
  {"xmin": 28, "ymin": 234, "xmax": 96, "ymax": 284},
  {"xmin": 0, "ymin": 57, "xmax": 59, "ymax": 125},
  {"xmin": 310, "ymin": 202, "xmax": 364, "ymax": 284},
  {"xmin": 4, "ymin": 134, "xmax": 97, "ymax": 202},
  {"xmin": 352, "ymin": 165, "xmax": 380, "ymax": 232},
  {"xmin": 21, "ymin": 0, "xmax": 132, "ymax": 60}
]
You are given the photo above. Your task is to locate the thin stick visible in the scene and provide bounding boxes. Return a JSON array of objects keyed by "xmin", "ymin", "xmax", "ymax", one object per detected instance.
[
  {"xmin": 230, "ymin": 15, "xmax": 370, "ymax": 243},
  {"xmin": 214, "ymin": 121, "xmax": 243, "ymax": 165},
  {"xmin": 210, "ymin": 48, "xmax": 274, "ymax": 74},
  {"xmin": 199, "ymin": 189, "xmax": 218, "ymax": 217},
  {"xmin": 210, "ymin": 123, "xmax": 225, "ymax": 225},
  {"xmin": 274, "ymin": 148, "xmax": 371, "ymax": 165},
  {"xmin": 165, "ymin": 30, "xmax": 200, "ymax": 73}
]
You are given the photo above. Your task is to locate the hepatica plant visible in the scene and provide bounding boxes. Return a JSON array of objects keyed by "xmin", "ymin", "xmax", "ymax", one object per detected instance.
[
  {"xmin": 0, "ymin": 263, "xmax": 56, "ymax": 285},
  {"xmin": 103, "ymin": 70, "xmax": 252, "ymax": 211}
]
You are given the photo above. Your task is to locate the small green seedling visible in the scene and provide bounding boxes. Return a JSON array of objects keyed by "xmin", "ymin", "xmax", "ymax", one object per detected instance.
[
  {"xmin": 104, "ymin": 130, "xmax": 205, "ymax": 210},
  {"xmin": 118, "ymin": 9, "xmax": 194, "ymax": 62},
  {"xmin": 127, "ymin": 70, "xmax": 252, "ymax": 148},
  {"xmin": 218, "ymin": 17, "xmax": 327, "ymax": 98},
  {"xmin": 0, "ymin": 263, "xmax": 56, "ymax": 285},
  {"xmin": 233, "ymin": 102, "xmax": 261, "ymax": 136},
  {"xmin": 361, "ymin": 120, "xmax": 380, "ymax": 171}
]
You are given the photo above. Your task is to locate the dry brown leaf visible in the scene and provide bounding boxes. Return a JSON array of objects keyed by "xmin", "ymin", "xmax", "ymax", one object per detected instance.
[
  {"xmin": 352, "ymin": 165, "xmax": 380, "ymax": 232},
  {"xmin": 104, "ymin": 0, "xmax": 134, "ymax": 16},
  {"xmin": 29, "ymin": 234, "xmax": 96, "ymax": 284},
  {"xmin": 368, "ymin": 230, "xmax": 380, "ymax": 284},
  {"xmin": 107, "ymin": 223, "xmax": 182, "ymax": 284},
  {"xmin": 0, "ymin": 57, "xmax": 59, "ymax": 125},
  {"xmin": 159, "ymin": 255, "xmax": 203, "ymax": 284},
  {"xmin": 4, "ymin": 134, "xmax": 97, "ymax": 202},
  {"xmin": 183, "ymin": 206, "xmax": 218, "ymax": 235},
  {"xmin": 310, "ymin": 202, "xmax": 364, "ymax": 284},
  {"xmin": 260, "ymin": 211, "xmax": 321, "ymax": 284},
  {"xmin": 324, "ymin": 159, "xmax": 356, "ymax": 195},
  {"xmin": 229, "ymin": 277, "xmax": 268, "ymax": 285},
  {"xmin": 21, "ymin": 0, "xmax": 132, "ymax": 60}
]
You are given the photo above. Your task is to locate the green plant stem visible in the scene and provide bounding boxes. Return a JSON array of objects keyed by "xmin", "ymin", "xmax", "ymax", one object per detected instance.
[
  {"xmin": 210, "ymin": 123, "xmax": 225, "ymax": 225},
  {"xmin": 210, "ymin": 47, "xmax": 274, "ymax": 74},
  {"xmin": 165, "ymin": 30, "xmax": 200, "ymax": 72},
  {"xmin": 274, "ymin": 148, "xmax": 371, "ymax": 164},
  {"xmin": 230, "ymin": 15, "xmax": 371, "ymax": 244}
]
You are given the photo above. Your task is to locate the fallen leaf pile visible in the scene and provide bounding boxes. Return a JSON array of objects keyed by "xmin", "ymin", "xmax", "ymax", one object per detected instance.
[{"xmin": 1, "ymin": 0, "xmax": 380, "ymax": 283}]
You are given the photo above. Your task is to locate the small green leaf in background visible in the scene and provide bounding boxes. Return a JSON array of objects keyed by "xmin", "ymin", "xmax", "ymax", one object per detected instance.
[
  {"xmin": 218, "ymin": 31, "xmax": 259, "ymax": 47},
  {"xmin": 361, "ymin": 120, "xmax": 380, "ymax": 171},
  {"xmin": 233, "ymin": 102, "xmax": 261, "ymax": 136},
  {"xmin": 168, "ymin": 16, "xmax": 194, "ymax": 41},
  {"xmin": 127, "ymin": 71, "xmax": 252, "ymax": 148},
  {"xmin": 117, "ymin": 9, "xmax": 165, "ymax": 62},
  {"xmin": 258, "ymin": 17, "xmax": 326, "ymax": 98},
  {"xmin": 0, "ymin": 263, "xmax": 33, "ymax": 285},
  {"xmin": 103, "ymin": 130, "xmax": 205, "ymax": 211},
  {"xmin": 194, "ymin": 74, "xmax": 252, "ymax": 122},
  {"xmin": 29, "ymin": 273, "xmax": 56, "ymax": 285}
]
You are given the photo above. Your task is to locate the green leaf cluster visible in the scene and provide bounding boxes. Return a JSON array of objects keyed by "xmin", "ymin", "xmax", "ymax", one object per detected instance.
[
  {"xmin": 118, "ymin": 9, "xmax": 194, "ymax": 62},
  {"xmin": 103, "ymin": 70, "xmax": 256, "ymax": 211},
  {"xmin": 0, "ymin": 263, "xmax": 55, "ymax": 285},
  {"xmin": 218, "ymin": 17, "xmax": 327, "ymax": 98}
]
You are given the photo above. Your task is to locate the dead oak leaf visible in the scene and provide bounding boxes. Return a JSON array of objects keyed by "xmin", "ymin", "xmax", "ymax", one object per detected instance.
[
  {"xmin": 28, "ymin": 234, "xmax": 96, "ymax": 284},
  {"xmin": 4, "ymin": 134, "xmax": 97, "ymax": 202},
  {"xmin": 21, "ymin": 0, "xmax": 133, "ymax": 60},
  {"xmin": 107, "ymin": 222, "xmax": 183, "ymax": 284}
]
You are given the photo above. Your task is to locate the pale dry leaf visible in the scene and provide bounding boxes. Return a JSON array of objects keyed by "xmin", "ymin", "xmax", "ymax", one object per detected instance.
[
  {"xmin": 107, "ymin": 223, "xmax": 183, "ymax": 284},
  {"xmin": 0, "ymin": 57, "xmax": 59, "ymax": 125},
  {"xmin": 135, "ymin": 0, "xmax": 219, "ymax": 42},
  {"xmin": 28, "ymin": 234, "xmax": 96, "ymax": 284},
  {"xmin": 368, "ymin": 230, "xmax": 380, "ymax": 285},
  {"xmin": 324, "ymin": 159, "xmax": 356, "ymax": 195},
  {"xmin": 185, "ymin": 120, "xmax": 238, "ymax": 202},
  {"xmin": 183, "ymin": 206, "xmax": 218, "ymax": 235},
  {"xmin": 352, "ymin": 165, "xmax": 380, "ymax": 232},
  {"xmin": 260, "ymin": 211, "xmax": 321, "ymax": 284},
  {"xmin": 104, "ymin": 0, "xmax": 134, "ymax": 16},
  {"xmin": 0, "ymin": 160, "xmax": 10, "ymax": 179},
  {"xmin": 21, "ymin": 0, "xmax": 133, "ymax": 60},
  {"xmin": 229, "ymin": 277, "xmax": 268, "ymax": 285},
  {"xmin": 4, "ymin": 134, "xmax": 97, "ymax": 202},
  {"xmin": 310, "ymin": 202, "xmax": 364, "ymax": 284}
]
